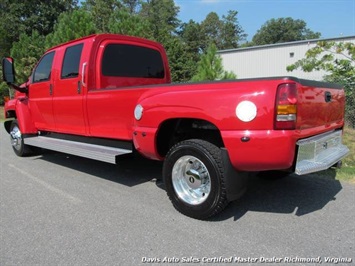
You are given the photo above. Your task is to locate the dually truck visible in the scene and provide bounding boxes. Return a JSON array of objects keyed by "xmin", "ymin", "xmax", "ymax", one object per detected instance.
[{"xmin": 2, "ymin": 34, "xmax": 349, "ymax": 219}]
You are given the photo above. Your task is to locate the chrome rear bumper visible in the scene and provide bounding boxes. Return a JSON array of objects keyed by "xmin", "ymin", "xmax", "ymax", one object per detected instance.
[{"xmin": 295, "ymin": 130, "xmax": 349, "ymax": 175}]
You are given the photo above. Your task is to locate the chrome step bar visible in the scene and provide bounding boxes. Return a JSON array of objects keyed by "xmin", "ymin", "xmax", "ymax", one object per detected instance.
[{"xmin": 24, "ymin": 136, "xmax": 132, "ymax": 164}]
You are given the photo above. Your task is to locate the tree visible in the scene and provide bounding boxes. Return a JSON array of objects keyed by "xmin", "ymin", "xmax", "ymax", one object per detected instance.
[
  {"xmin": 221, "ymin": 10, "xmax": 246, "ymax": 49},
  {"xmin": 10, "ymin": 31, "xmax": 47, "ymax": 84},
  {"xmin": 287, "ymin": 41, "xmax": 355, "ymax": 127},
  {"xmin": 200, "ymin": 12, "xmax": 222, "ymax": 50},
  {"xmin": 0, "ymin": 75, "xmax": 10, "ymax": 105},
  {"xmin": 45, "ymin": 9, "xmax": 97, "ymax": 48},
  {"xmin": 200, "ymin": 11, "xmax": 245, "ymax": 51},
  {"xmin": 164, "ymin": 36, "xmax": 196, "ymax": 82},
  {"xmin": 192, "ymin": 43, "xmax": 236, "ymax": 81},
  {"xmin": 82, "ymin": 0, "xmax": 121, "ymax": 32},
  {"xmin": 108, "ymin": 8, "xmax": 151, "ymax": 38},
  {"xmin": 121, "ymin": 0, "xmax": 141, "ymax": 14},
  {"xmin": 252, "ymin": 17, "xmax": 321, "ymax": 45},
  {"xmin": 179, "ymin": 20, "xmax": 203, "ymax": 55},
  {"xmin": 140, "ymin": 0, "xmax": 180, "ymax": 43},
  {"xmin": 0, "ymin": 0, "xmax": 77, "ymax": 58}
]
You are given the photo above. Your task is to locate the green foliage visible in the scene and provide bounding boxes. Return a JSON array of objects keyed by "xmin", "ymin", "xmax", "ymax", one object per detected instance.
[
  {"xmin": 10, "ymin": 31, "xmax": 47, "ymax": 84},
  {"xmin": 192, "ymin": 43, "xmax": 236, "ymax": 82},
  {"xmin": 0, "ymin": 0, "xmax": 77, "ymax": 58},
  {"xmin": 287, "ymin": 41, "xmax": 355, "ymax": 127},
  {"xmin": 221, "ymin": 10, "xmax": 246, "ymax": 49},
  {"xmin": 164, "ymin": 37, "xmax": 196, "ymax": 82},
  {"xmin": 82, "ymin": 0, "xmax": 121, "ymax": 32},
  {"xmin": 179, "ymin": 20, "xmax": 203, "ymax": 55},
  {"xmin": 121, "ymin": 0, "xmax": 141, "ymax": 13},
  {"xmin": 108, "ymin": 8, "xmax": 151, "ymax": 38},
  {"xmin": 45, "ymin": 9, "xmax": 97, "ymax": 48},
  {"xmin": 200, "ymin": 11, "xmax": 245, "ymax": 51},
  {"xmin": 141, "ymin": 0, "xmax": 180, "ymax": 44},
  {"xmin": 0, "ymin": 82, "xmax": 9, "ymax": 106},
  {"xmin": 252, "ymin": 17, "xmax": 321, "ymax": 45}
]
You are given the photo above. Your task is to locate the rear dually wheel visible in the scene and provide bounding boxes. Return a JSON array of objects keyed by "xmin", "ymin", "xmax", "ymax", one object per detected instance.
[{"xmin": 163, "ymin": 139, "xmax": 229, "ymax": 220}]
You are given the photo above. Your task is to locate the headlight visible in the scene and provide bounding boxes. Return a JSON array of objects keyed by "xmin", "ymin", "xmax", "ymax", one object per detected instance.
[{"xmin": 134, "ymin": 104, "xmax": 144, "ymax": 121}]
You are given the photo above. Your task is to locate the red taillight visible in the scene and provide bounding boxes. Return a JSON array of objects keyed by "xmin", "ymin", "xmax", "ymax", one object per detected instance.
[{"xmin": 275, "ymin": 83, "xmax": 298, "ymax": 130}]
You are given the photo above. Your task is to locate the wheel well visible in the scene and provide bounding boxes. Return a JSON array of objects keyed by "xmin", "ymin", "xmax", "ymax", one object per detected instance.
[
  {"xmin": 6, "ymin": 110, "xmax": 16, "ymax": 119},
  {"xmin": 4, "ymin": 110, "xmax": 16, "ymax": 133},
  {"xmin": 156, "ymin": 118, "xmax": 224, "ymax": 157}
]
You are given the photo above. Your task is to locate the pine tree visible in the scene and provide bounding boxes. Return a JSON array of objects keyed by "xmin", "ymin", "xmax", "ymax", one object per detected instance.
[{"xmin": 192, "ymin": 43, "xmax": 236, "ymax": 82}]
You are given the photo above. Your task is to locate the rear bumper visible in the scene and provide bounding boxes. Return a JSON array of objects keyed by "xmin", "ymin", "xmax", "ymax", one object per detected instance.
[
  {"xmin": 222, "ymin": 129, "xmax": 349, "ymax": 174},
  {"xmin": 295, "ymin": 130, "xmax": 349, "ymax": 175}
]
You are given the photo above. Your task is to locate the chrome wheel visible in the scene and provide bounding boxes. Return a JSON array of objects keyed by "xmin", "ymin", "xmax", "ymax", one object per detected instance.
[
  {"xmin": 9, "ymin": 120, "xmax": 33, "ymax": 157},
  {"xmin": 10, "ymin": 124, "xmax": 22, "ymax": 151},
  {"xmin": 172, "ymin": 155, "xmax": 211, "ymax": 205}
]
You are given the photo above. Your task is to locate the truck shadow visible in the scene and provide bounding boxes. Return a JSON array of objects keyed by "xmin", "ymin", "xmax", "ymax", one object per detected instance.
[
  {"xmin": 213, "ymin": 171, "xmax": 342, "ymax": 221},
  {"xmin": 36, "ymin": 150, "xmax": 164, "ymax": 187},
  {"xmin": 37, "ymin": 151, "xmax": 342, "ymax": 222}
]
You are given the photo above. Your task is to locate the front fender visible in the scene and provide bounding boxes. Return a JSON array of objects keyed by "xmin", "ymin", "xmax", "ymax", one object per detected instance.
[{"xmin": 4, "ymin": 98, "xmax": 37, "ymax": 135}]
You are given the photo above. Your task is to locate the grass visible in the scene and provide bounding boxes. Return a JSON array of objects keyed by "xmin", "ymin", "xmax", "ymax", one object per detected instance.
[
  {"xmin": 337, "ymin": 126, "xmax": 355, "ymax": 182},
  {"xmin": 0, "ymin": 106, "xmax": 4, "ymax": 121},
  {"xmin": 0, "ymin": 104, "xmax": 353, "ymax": 181}
]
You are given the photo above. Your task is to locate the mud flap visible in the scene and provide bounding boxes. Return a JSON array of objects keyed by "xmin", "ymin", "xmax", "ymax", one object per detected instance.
[{"xmin": 221, "ymin": 148, "xmax": 248, "ymax": 202}]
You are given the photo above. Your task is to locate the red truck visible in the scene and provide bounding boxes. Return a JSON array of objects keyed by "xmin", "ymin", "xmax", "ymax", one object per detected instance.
[{"xmin": 2, "ymin": 34, "xmax": 349, "ymax": 219}]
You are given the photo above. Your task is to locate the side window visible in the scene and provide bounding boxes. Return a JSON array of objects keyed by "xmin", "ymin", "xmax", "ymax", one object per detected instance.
[
  {"xmin": 102, "ymin": 44, "xmax": 165, "ymax": 78},
  {"xmin": 33, "ymin": 52, "xmax": 55, "ymax": 83},
  {"xmin": 61, "ymin": 43, "xmax": 84, "ymax": 79}
]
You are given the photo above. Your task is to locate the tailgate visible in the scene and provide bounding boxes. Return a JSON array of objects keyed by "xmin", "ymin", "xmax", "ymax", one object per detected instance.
[{"xmin": 296, "ymin": 79, "xmax": 345, "ymax": 130}]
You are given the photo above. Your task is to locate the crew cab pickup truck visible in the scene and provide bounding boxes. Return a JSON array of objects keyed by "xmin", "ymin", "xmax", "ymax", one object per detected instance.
[{"xmin": 2, "ymin": 34, "xmax": 349, "ymax": 219}]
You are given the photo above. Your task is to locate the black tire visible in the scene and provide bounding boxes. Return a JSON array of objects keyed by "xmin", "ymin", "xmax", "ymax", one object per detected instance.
[
  {"xmin": 163, "ymin": 139, "xmax": 228, "ymax": 220},
  {"xmin": 9, "ymin": 120, "xmax": 33, "ymax": 157}
]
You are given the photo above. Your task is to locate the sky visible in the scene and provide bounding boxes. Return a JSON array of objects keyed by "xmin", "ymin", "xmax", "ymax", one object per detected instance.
[{"xmin": 175, "ymin": 0, "xmax": 355, "ymax": 41}]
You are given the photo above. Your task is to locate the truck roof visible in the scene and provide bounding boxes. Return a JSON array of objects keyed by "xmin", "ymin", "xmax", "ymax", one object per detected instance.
[{"xmin": 46, "ymin": 33, "xmax": 164, "ymax": 52}]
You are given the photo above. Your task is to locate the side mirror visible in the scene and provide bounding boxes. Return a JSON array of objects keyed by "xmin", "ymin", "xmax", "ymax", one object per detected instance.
[
  {"xmin": 1, "ymin": 57, "xmax": 27, "ymax": 93},
  {"xmin": 2, "ymin": 57, "xmax": 15, "ymax": 84}
]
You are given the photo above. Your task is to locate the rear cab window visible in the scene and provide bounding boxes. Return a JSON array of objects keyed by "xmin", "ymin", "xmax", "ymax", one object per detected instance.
[
  {"xmin": 102, "ymin": 44, "xmax": 165, "ymax": 78},
  {"xmin": 98, "ymin": 42, "xmax": 166, "ymax": 89}
]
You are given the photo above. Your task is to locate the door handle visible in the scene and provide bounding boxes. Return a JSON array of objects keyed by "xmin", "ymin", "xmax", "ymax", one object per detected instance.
[{"xmin": 77, "ymin": 81, "xmax": 81, "ymax": 94}]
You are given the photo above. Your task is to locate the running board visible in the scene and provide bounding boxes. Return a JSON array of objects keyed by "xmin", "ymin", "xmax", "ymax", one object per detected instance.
[{"xmin": 24, "ymin": 136, "xmax": 132, "ymax": 164}]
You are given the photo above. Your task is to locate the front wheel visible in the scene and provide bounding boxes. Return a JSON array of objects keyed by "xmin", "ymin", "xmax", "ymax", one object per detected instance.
[
  {"xmin": 163, "ymin": 139, "xmax": 229, "ymax": 220},
  {"xmin": 9, "ymin": 120, "xmax": 33, "ymax": 157}
]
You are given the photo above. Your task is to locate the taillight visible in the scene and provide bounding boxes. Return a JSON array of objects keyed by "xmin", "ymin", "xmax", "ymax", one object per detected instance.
[{"xmin": 275, "ymin": 83, "xmax": 298, "ymax": 130}]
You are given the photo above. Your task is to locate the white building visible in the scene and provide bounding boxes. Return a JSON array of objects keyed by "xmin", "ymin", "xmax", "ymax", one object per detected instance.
[{"xmin": 218, "ymin": 36, "xmax": 355, "ymax": 81}]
